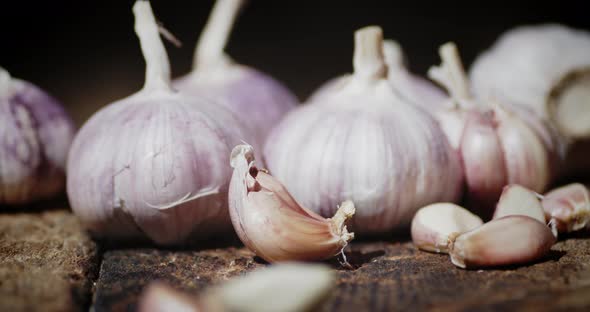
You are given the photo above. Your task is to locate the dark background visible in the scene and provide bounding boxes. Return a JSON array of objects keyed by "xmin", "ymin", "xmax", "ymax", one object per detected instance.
[{"xmin": 1, "ymin": 0, "xmax": 589, "ymax": 124}]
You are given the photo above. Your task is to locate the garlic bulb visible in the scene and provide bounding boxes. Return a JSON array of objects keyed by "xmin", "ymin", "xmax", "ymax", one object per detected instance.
[
  {"xmin": 264, "ymin": 27, "xmax": 463, "ymax": 234},
  {"xmin": 428, "ymin": 42, "xmax": 556, "ymax": 216},
  {"xmin": 174, "ymin": 0, "xmax": 297, "ymax": 146},
  {"xmin": 470, "ymin": 24, "xmax": 590, "ymax": 140},
  {"xmin": 229, "ymin": 144, "xmax": 355, "ymax": 263},
  {"xmin": 67, "ymin": 1, "xmax": 250, "ymax": 245},
  {"xmin": 0, "ymin": 67, "xmax": 75, "ymax": 204}
]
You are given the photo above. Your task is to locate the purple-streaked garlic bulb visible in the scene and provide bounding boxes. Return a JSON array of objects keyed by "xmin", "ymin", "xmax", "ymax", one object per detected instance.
[
  {"xmin": 174, "ymin": 0, "xmax": 297, "ymax": 147},
  {"xmin": 470, "ymin": 24, "xmax": 590, "ymax": 140},
  {"xmin": 264, "ymin": 26, "xmax": 463, "ymax": 235},
  {"xmin": 309, "ymin": 39, "xmax": 446, "ymax": 108},
  {"xmin": 0, "ymin": 67, "xmax": 75, "ymax": 204},
  {"xmin": 67, "ymin": 1, "xmax": 250, "ymax": 245},
  {"xmin": 428, "ymin": 42, "xmax": 560, "ymax": 217}
]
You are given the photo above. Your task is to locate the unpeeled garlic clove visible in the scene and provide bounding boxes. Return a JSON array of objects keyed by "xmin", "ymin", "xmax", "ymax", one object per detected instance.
[
  {"xmin": 138, "ymin": 263, "xmax": 335, "ymax": 312},
  {"xmin": 411, "ymin": 203, "xmax": 483, "ymax": 253},
  {"xmin": 493, "ymin": 184, "xmax": 546, "ymax": 223},
  {"xmin": 449, "ymin": 216, "xmax": 556, "ymax": 269},
  {"xmin": 228, "ymin": 144, "xmax": 355, "ymax": 263},
  {"xmin": 542, "ymin": 183, "xmax": 590, "ymax": 233}
]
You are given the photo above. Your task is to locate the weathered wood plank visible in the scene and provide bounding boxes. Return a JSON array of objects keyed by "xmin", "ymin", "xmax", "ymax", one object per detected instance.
[
  {"xmin": 0, "ymin": 210, "xmax": 99, "ymax": 312},
  {"xmin": 93, "ymin": 234, "xmax": 590, "ymax": 311}
]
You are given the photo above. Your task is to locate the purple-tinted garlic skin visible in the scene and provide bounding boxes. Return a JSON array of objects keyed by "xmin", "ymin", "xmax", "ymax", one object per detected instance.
[
  {"xmin": 174, "ymin": 65, "xmax": 297, "ymax": 149},
  {"xmin": 542, "ymin": 183, "xmax": 590, "ymax": 233},
  {"xmin": 0, "ymin": 77, "xmax": 75, "ymax": 204},
  {"xmin": 67, "ymin": 93, "xmax": 248, "ymax": 245}
]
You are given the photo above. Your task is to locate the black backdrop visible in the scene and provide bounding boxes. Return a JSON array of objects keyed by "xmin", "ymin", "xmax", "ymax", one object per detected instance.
[{"xmin": 1, "ymin": 0, "xmax": 589, "ymax": 124}]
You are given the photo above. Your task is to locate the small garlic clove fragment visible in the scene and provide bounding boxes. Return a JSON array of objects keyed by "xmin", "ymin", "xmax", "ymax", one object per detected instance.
[
  {"xmin": 541, "ymin": 183, "xmax": 590, "ymax": 233},
  {"xmin": 449, "ymin": 216, "xmax": 556, "ymax": 269},
  {"xmin": 201, "ymin": 263, "xmax": 335, "ymax": 312},
  {"xmin": 493, "ymin": 184, "xmax": 546, "ymax": 223},
  {"xmin": 411, "ymin": 203, "xmax": 483, "ymax": 253},
  {"xmin": 138, "ymin": 283, "xmax": 199, "ymax": 312},
  {"xmin": 228, "ymin": 144, "xmax": 355, "ymax": 263}
]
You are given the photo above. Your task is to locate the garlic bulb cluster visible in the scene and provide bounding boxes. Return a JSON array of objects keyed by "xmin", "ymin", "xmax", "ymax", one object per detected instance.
[
  {"xmin": 470, "ymin": 24, "xmax": 590, "ymax": 140},
  {"xmin": 229, "ymin": 144, "xmax": 355, "ymax": 263},
  {"xmin": 67, "ymin": 1, "xmax": 250, "ymax": 245},
  {"xmin": 174, "ymin": 0, "xmax": 297, "ymax": 147},
  {"xmin": 0, "ymin": 67, "xmax": 75, "ymax": 204},
  {"xmin": 428, "ymin": 42, "xmax": 559, "ymax": 216},
  {"xmin": 264, "ymin": 26, "xmax": 463, "ymax": 234}
]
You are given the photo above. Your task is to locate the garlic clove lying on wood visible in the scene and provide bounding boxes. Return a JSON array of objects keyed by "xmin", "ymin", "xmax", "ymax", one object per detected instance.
[
  {"xmin": 542, "ymin": 183, "xmax": 590, "ymax": 233},
  {"xmin": 449, "ymin": 216, "xmax": 556, "ymax": 269},
  {"xmin": 229, "ymin": 144, "xmax": 355, "ymax": 263},
  {"xmin": 493, "ymin": 185, "xmax": 546, "ymax": 223},
  {"xmin": 0, "ymin": 67, "xmax": 75, "ymax": 205},
  {"xmin": 138, "ymin": 263, "xmax": 335, "ymax": 312},
  {"xmin": 411, "ymin": 203, "xmax": 483, "ymax": 253}
]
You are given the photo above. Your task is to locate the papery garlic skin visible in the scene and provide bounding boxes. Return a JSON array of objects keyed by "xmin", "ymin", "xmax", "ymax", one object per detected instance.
[
  {"xmin": 470, "ymin": 24, "xmax": 590, "ymax": 139},
  {"xmin": 68, "ymin": 2, "xmax": 250, "ymax": 245},
  {"xmin": 229, "ymin": 144, "xmax": 355, "ymax": 263},
  {"xmin": 542, "ymin": 183, "xmax": 590, "ymax": 233},
  {"xmin": 174, "ymin": 0, "xmax": 297, "ymax": 147},
  {"xmin": 264, "ymin": 27, "xmax": 463, "ymax": 234},
  {"xmin": 449, "ymin": 216, "xmax": 556, "ymax": 269},
  {"xmin": 493, "ymin": 184, "xmax": 545, "ymax": 223},
  {"xmin": 411, "ymin": 203, "xmax": 483, "ymax": 253},
  {"xmin": 0, "ymin": 67, "xmax": 75, "ymax": 204}
]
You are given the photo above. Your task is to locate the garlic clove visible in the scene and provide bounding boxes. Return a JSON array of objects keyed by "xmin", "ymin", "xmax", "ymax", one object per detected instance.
[
  {"xmin": 493, "ymin": 184, "xmax": 546, "ymax": 223},
  {"xmin": 541, "ymin": 183, "xmax": 590, "ymax": 233},
  {"xmin": 449, "ymin": 215, "xmax": 556, "ymax": 269},
  {"xmin": 138, "ymin": 283, "xmax": 199, "ymax": 312},
  {"xmin": 201, "ymin": 263, "xmax": 335, "ymax": 312},
  {"xmin": 138, "ymin": 263, "xmax": 335, "ymax": 312},
  {"xmin": 411, "ymin": 203, "xmax": 483, "ymax": 253},
  {"xmin": 548, "ymin": 67, "xmax": 590, "ymax": 140},
  {"xmin": 229, "ymin": 144, "xmax": 355, "ymax": 263},
  {"xmin": 494, "ymin": 104, "xmax": 551, "ymax": 193},
  {"xmin": 459, "ymin": 110, "xmax": 507, "ymax": 213}
]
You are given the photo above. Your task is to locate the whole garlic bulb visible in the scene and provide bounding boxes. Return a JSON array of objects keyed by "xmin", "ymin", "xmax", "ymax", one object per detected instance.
[
  {"xmin": 264, "ymin": 26, "xmax": 463, "ymax": 234},
  {"xmin": 174, "ymin": 0, "xmax": 297, "ymax": 147},
  {"xmin": 428, "ymin": 43, "xmax": 557, "ymax": 216},
  {"xmin": 470, "ymin": 24, "xmax": 590, "ymax": 140},
  {"xmin": 67, "ymin": 1, "xmax": 250, "ymax": 245},
  {"xmin": 0, "ymin": 67, "xmax": 75, "ymax": 204}
]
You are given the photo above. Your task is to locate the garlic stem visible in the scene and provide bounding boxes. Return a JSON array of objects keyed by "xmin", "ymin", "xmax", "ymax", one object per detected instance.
[
  {"xmin": 194, "ymin": 0, "xmax": 244, "ymax": 68},
  {"xmin": 0, "ymin": 67, "xmax": 11, "ymax": 95},
  {"xmin": 428, "ymin": 42, "xmax": 472, "ymax": 108},
  {"xmin": 133, "ymin": 1, "xmax": 173, "ymax": 92},
  {"xmin": 353, "ymin": 26, "xmax": 388, "ymax": 82},
  {"xmin": 382, "ymin": 40, "xmax": 406, "ymax": 71}
]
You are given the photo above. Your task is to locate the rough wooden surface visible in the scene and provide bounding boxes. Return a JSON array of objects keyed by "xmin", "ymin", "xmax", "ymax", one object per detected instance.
[
  {"xmin": 94, "ymin": 234, "xmax": 590, "ymax": 312},
  {"xmin": 0, "ymin": 210, "xmax": 99, "ymax": 312}
]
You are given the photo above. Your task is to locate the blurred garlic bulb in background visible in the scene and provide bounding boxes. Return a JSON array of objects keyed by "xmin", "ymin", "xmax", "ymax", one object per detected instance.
[
  {"xmin": 429, "ymin": 43, "xmax": 558, "ymax": 217},
  {"xmin": 174, "ymin": 0, "xmax": 298, "ymax": 147},
  {"xmin": 264, "ymin": 26, "xmax": 463, "ymax": 234},
  {"xmin": 0, "ymin": 67, "xmax": 75, "ymax": 205},
  {"xmin": 68, "ymin": 1, "xmax": 250, "ymax": 245},
  {"xmin": 470, "ymin": 24, "xmax": 590, "ymax": 140}
]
